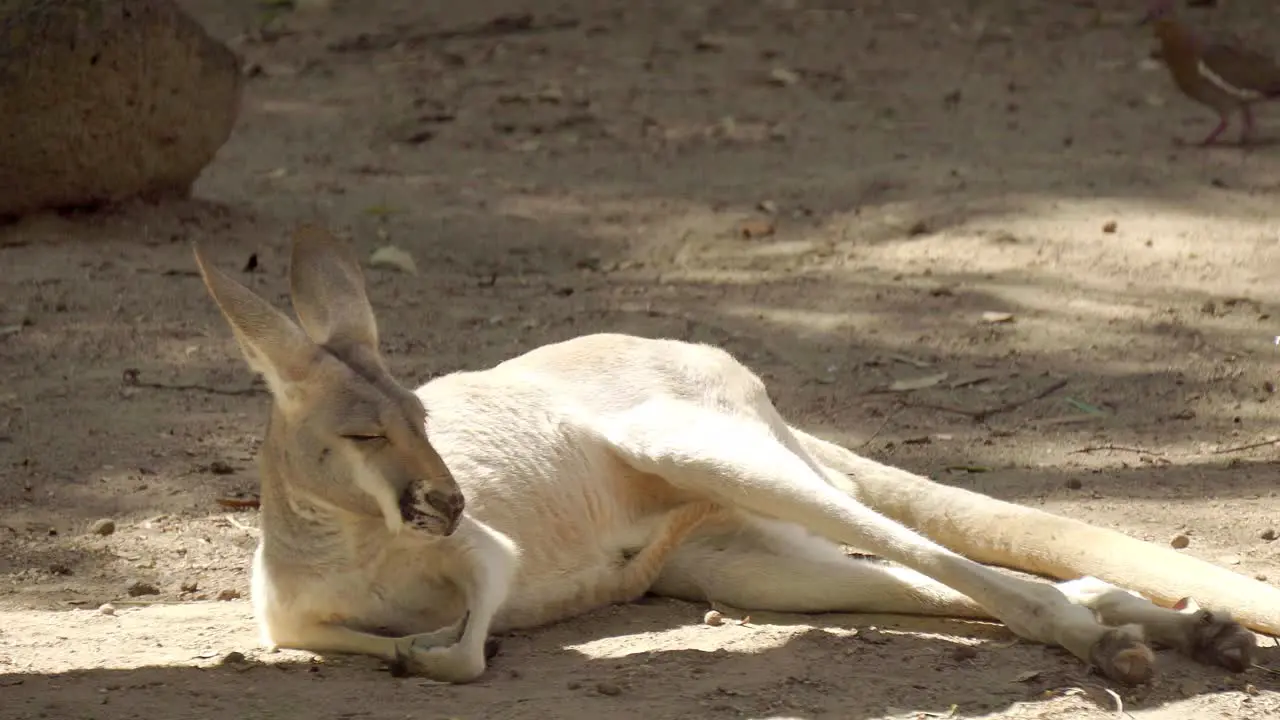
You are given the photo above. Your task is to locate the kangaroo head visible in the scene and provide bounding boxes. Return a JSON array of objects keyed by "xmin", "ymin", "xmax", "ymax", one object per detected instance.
[{"xmin": 193, "ymin": 225, "xmax": 465, "ymax": 536}]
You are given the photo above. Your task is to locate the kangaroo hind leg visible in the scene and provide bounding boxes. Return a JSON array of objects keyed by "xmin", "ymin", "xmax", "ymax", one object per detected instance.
[{"xmin": 604, "ymin": 399, "xmax": 1155, "ymax": 686}]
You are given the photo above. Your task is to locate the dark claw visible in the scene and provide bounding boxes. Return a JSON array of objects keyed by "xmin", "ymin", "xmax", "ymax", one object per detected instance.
[
  {"xmin": 484, "ymin": 637, "xmax": 502, "ymax": 661},
  {"xmin": 388, "ymin": 644, "xmax": 410, "ymax": 677}
]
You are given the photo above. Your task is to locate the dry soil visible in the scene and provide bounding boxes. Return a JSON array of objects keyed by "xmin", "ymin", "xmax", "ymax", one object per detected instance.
[{"xmin": 5, "ymin": 1, "xmax": 1280, "ymax": 718}]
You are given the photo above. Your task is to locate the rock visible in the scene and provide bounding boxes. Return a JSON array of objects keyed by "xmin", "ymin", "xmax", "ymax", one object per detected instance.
[
  {"xmin": 767, "ymin": 67, "xmax": 800, "ymax": 87},
  {"xmin": 216, "ymin": 588, "xmax": 241, "ymax": 601},
  {"xmin": 703, "ymin": 610, "xmax": 725, "ymax": 626},
  {"xmin": 90, "ymin": 518, "xmax": 116, "ymax": 536},
  {"xmin": 951, "ymin": 645, "xmax": 979, "ymax": 661},
  {"xmin": 0, "ymin": 0, "xmax": 242, "ymax": 219},
  {"xmin": 180, "ymin": 579, "xmax": 199, "ymax": 593},
  {"xmin": 1170, "ymin": 533, "xmax": 1190, "ymax": 550},
  {"xmin": 1261, "ymin": 528, "xmax": 1276, "ymax": 542},
  {"xmin": 126, "ymin": 579, "xmax": 159, "ymax": 597},
  {"xmin": 595, "ymin": 681, "xmax": 622, "ymax": 696},
  {"xmin": 98, "ymin": 603, "xmax": 116, "ymax": 616}
]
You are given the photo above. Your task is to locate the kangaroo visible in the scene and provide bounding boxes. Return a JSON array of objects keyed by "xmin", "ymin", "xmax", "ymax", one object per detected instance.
[{"xmin": 193, "ymin": 224, "xmax": 1278, "ymax": 686}]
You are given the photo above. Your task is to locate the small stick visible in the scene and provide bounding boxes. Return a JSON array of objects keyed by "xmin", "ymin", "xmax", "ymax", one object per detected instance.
[
  {"xmin": 1211, "ymin": 438, "xmax": 1279, "ymax": 455},
  {"xmin": 122, "ymin": 369, "xmax": 263, "ymax": 397},
  {"xmin": 857, "ymin": 402, "xmax": 903, "ymax": 449},
  {"xmin": 225, "ymin": 515, "xmax": 259, "ymax": 533},
  {"xmin": 1069, "ymin": 445, "xmax": 1164, "ymax": 457},
  {"xmin": 907, "ymin": 379, "xmax": 1069, "ymax": 423}
]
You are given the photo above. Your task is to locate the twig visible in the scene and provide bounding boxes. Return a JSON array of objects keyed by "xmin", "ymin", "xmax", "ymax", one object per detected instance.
[
  {"xmin": 1069, "ymin": 445, "xmax": 1164, "ymax": 457},
  {"xmin": 1252, "ymin": 663, "xmax": 1280, "ymax": 676},
  {"xmin": 122, "ymin": 368, "xmax": 264, "ymax": 397},
  {"xmin": 424, "ymin": 14, "xmax": 580, "ymax": 41},
  {"xmin": 128, "ymin": 380, "xmax": 262, "ymax": 397},
  {"xmin": 1211, "ymin": 438, "xmax": 1279, "ymax": 455},
  {"xmin": 1101, "ymin": 687, "xmax": 1130, "ymax": 718},
  {"xmin": 216, "ymin": 496, "xmax": 261, "ymax": 510},
  {"xmin": 858, "ymin": 403, "xmax": 903, "ymax": 449},
  {"xmin": 225, "ymin": 515, "xmax": 259, "ymax": 534},
  {"xmin": 907, "ymin": 379, "xmax": 1069, "ymax": 423}
]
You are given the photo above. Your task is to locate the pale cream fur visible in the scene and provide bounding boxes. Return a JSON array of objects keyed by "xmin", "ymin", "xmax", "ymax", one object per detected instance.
[{"xmin": 193, "ymin": 225, "xmax": 1278, "ymax": 686}]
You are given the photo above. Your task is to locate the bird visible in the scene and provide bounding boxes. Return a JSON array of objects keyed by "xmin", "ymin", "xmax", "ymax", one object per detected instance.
[{"xmin": 1140, "ymin": 0, "xmax": 1280, "ymax": 146}]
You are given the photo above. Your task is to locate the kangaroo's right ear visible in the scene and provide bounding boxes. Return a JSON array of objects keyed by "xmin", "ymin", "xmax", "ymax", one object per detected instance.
[{"xmin": 193, "ymin": 243, "xmax": 321, "ymax": 399}]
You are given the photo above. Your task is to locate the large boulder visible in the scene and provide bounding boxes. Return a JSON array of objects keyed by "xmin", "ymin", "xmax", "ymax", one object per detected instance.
[{"xmin": 0, "ymin": 0, "xmax": 243, "ymax": 218}]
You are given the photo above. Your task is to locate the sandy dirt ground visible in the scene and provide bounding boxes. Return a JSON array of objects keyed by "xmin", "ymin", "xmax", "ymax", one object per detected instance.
[{"xmin": 5, "ymin": 0, "xmax": 1280, "ymax": 718}]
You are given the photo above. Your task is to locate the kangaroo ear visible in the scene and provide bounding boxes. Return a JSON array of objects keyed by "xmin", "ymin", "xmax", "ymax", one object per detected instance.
[
  {"xmin": 287, "ymin": 224, "xmax": 380, "ymax": 358},
  {"xmin": 193, "ymin": 243, "xmax": 321, "ymax": 399}
]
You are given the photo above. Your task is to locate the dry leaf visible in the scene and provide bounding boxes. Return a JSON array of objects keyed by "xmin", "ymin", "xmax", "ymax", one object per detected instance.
[
  {"xmin": 738, "ymin": 218, "xmax": 776, "ymax": 239},
  {"xmin": 369, "ymin": 245, "xmax": 419, "ymax": 274}
]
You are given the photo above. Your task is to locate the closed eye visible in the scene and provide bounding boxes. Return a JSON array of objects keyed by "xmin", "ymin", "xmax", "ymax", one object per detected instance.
[{"xmin": 343, "ymin": 433, "xmax": 387, "ymax": 443}]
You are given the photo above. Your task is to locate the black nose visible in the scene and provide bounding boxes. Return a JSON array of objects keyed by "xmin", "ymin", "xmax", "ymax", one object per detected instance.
[
  {"xmin": 399, "ymin": 486, "xmax": 466, "ymax": 535},
  {"xmin": 424, "ymin": 489, "xmax": 465, "ymax": 520}
]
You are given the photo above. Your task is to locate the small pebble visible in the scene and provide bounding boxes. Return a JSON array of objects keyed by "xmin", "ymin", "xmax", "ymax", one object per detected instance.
[
  {"xmin": 596, "ymin": 682, "xmax": 622, "ymax": 696},
  {"xmin": 703, "ymin": 610, "xmax": 725, "ymax": 626},
  {"xmin": 98, "ymin": 603, "xmax": 116, "ymax": 616},
  {"xmin": 1170, "ymin": 533, "xmax": 1190, "ymax": 550},
  {"xmin": 858, "ymin": 628, "xmax": 888, "ymax": 645},
  {"xmin": 217, "ymin": 589, "xmax": 241, "ymax": 601},
  {"xmin": 1065, "ymin": 478, "xmax": 1083, "ymax": 490},
  {"xmin": 209, "ymin": 460, "xmax": 235, "ymax": 475},
  {"xmin": 1261, "ymin": 528, "xmax": 1276, "ymax": 542},
  {"xmin": 1102, "ymin": 221, "xmax": 1117, "ymax": 233},
  {"xmin": 767, "ymin": 67, "xmax": 800, "ymax": 86},
  {"xmin": 220, "ymin": 651, "xmax": 247, "ymax": 664},
  {"xmin": 90, "ymin": 518, "xmax": 116, "ymax": 536},
  {"xmin": 180, "ymin": 580, "xmax": 200, "ymax": 593}
]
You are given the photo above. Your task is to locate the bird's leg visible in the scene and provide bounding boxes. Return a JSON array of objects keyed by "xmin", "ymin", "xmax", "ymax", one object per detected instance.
[
  {"xmin": 1199, "ymin": 115, "xmax": 1229, "ymax": 146},
  {"xmin": 1239, "ymin": 105, "xmax": 1256, "ymax": 145}
]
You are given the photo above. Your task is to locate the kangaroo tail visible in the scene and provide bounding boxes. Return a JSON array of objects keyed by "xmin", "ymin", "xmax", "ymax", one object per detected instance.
[{"xmin": 796, "ymin": 430, "xmax": 1280, "ymax": 636}]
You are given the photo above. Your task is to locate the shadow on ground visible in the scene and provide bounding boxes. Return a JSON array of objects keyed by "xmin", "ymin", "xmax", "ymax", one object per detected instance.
[{"xmin": 4, "ymin": 597, "xmax": 1278, "ymax": 720}]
